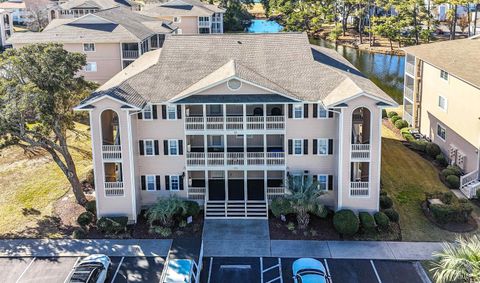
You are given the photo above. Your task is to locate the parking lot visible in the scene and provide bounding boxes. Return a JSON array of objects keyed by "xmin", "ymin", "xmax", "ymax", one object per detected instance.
[
  {"xmin": 0, "ymin": 256, "xmax": 165, "ymax": 283},
  {"xmin": 200, "ymin": 257, "xmax": 428, "ymax": 283}
]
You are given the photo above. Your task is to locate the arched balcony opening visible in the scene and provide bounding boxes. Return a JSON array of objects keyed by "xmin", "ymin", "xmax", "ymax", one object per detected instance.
[
  {"xmin": 351, "ymin": 107, "xmax": 371, "ymax": 160},
  {"xmin": 101, "ymin": 110, "xmax": 122, "ymax": 160}
]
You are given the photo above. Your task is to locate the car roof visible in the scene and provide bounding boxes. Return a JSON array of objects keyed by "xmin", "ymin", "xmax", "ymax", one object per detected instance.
[{"xmin": 69, "ymin": 264, "xmax": 103, "ymax": 283}]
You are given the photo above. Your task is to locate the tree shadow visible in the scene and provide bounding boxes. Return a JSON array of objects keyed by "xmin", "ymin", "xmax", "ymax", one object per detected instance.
[
  {"xmin": 0, "ymin": 215, "xmax": 75, "ymax": 239},
  {"xmin": 22, "ymin": 208, "xmax": 41, "ymax": 216}
]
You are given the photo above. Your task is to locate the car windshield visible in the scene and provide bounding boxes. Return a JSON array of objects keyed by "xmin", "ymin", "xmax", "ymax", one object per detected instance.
[
  {"xmin": 297, "ymin": 268, "xmax": 326, "ymax": 277},
  {"xmin": 69, "ymin": 263, "xmax": 104, "ymax": 283}
]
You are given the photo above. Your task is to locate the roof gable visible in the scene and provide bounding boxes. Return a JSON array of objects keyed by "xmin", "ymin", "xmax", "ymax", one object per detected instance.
[{"xmin": 68, "ymin": 13, "xmax": 115, "ymax": 25}]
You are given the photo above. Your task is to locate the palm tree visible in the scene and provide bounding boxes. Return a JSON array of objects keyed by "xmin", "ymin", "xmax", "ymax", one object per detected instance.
[
  {"xmin": 431, "ymin": 235, "xmax": 480, "ymax": 283},
  {"xmin": 286, "ymin": 176, "xmax": 326, "ymax": 230}
]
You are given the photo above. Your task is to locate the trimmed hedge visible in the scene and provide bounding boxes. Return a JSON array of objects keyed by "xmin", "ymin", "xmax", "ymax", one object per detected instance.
[
  {"xmin": 184, "ymin": 200, "xmax": 201, "ymax": 217},
  {"xmin": 359, "ymin": 212, "xmax": 376, "ymax": 232},
  {"xmin": 382, "ymin": 109, "xmax": 387, "ymax": 118},
  {"xmin": 383, "ymin": 208, "xmax": 400, "ymax": 222},
  {"xmin": 446, "ymin": 175, "xmax": 460, "ymax": 189},
  {"xmin": 85, "ymin": 200, "xmax": 96, "ymax": 215},
  {"xmin": 446, "ymin": 165, "xmax": 462, "ymax": 177},
  {"xmin": 72, "ymin": 228, "xmax": 87, "ymax": 239},
  {"xmin": 270, "ymin": 197, "xmax": 293, "ymax": 217},
  {"xmin": 387, "ymin": 111, "xmax": 398, "ymax": 118},
  {"xmin": 394, "ymin": 119, "xmax": 409, "ymax": 129},
  {"xmin": 436, "ymin": 154, "xmax": 448, "ymax": 167},
  {"xmin": 390, "ymin": 115, "xmax": 402, "ymax": 124},
  {"xmin": 430, "ymin": 203, "xmax": 473, "ymax": 224},
  {"xmin": 97, "ymin": 216, "xmax": 128, "ymax": 235},
  {"xmin": 77, "ymin": 211, "xmax": 94, "ymax": 227},
  {"xmin": 379, "ymin": 195, "xmax": 393, "ymax": 209},
  {"xmin": 441, "ymin": 168, "xmax": 456, "ymax": 178},
  {"xmin": 411, "ymin": 140, "xmax": 428, "ymax": 152},
  {"xmin": 425, "ymin": 142, "xmax": 441, "ymax": 158},
  {"xmin": 374, "ymin": 212, "xmax": 390, "ymax": 229},
  {"xmin": 426, "ymin": 191, "xmax": 454, "ymax": 205},
  {"xmin": 333, "ymin": 209, "xmax": 359, "ymax": 236}
]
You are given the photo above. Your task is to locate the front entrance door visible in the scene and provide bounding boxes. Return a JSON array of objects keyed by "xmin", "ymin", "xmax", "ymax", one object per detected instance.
[
  {"xmin": 208, "ymin": 171, "xmax": 225, "ymax": 201},
  {"xmin": 247, "ymin": 171, "xmax": 265, "ymax": 201}
]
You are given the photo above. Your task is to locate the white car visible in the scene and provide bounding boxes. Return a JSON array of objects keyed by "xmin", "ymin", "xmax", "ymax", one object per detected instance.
[
  {"xmin": 67, "ymin": 254, "xmax": 111, "ymax": 283},
  {"xmin": 292, "ymin": 258, "xmax": 330, "ymax": 283}
]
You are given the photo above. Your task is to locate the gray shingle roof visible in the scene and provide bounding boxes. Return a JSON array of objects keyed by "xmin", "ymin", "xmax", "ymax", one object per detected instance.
[
  {"xmin": 141, "ymin": 0, "xmax": 224, "ymax": 17},
  {"xmin": 60, "ymin": 0, "xmax": 131, "ymax": 10},
  {"xmin": 83, "ymin": 33, "xmax": 395, "ymax": 108}
]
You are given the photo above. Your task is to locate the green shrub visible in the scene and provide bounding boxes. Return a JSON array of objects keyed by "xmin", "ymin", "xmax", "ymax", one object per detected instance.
[
  {"xmin": 446, "ymin": 175, "xmax": 460, "ymax": 189},
  {"xmin": 446, "ymin": 165, "xmax": 462, "ymax": 176},
  {"xmin": 441, "ymin": 168, "xmax": 456, "ymax": 178},
  {"xmin": 77, "ymin": 211, "xmax": 94, "ymax": 227},
  {"xmin": 380, "ymin": 190, "xmax": 388, "ymax": 196},
  {"xmin": 179, "ymin": 220, "xmax": 187, "ymax": 228},
  {"xmin": 383, "ymin": 208, "xmax": 400, "ymax": 222},
  {"xmin": 390, "ymin": 115, "xmax": 402, "ymax": 124},
  {"xmin": 150, "ymin": 226, "xmax": 172, "ymax": 237},
  {"xmin": 286, "ymin": 222, "xmax": 295, "ymax": 231},
  {"xmin": 85, "ymin": 200, "xmax": 96, "ymax": 215},
  {"xmin": 394, "ymin": 119, "xmax": 409, "ymax": 129},
  {"xmin": 430, "ymin": 203, "xmax": 473, "ymax": 224},
  {"xmin": 184, "ymin": 201, "xmax": 200, "ymax": 217},
  {"xmin": 333, "ymin": 209, "xmax": 359, "ymax": 236},
  {"xmin": 387, "ymin": 111, "xmax": 398, "ymax": 118},
  {"xmin": 382, "ymin": 109, "xmax": 387, "ymax": 118},
  {"xmin": 359, "ymin": 212, "xmax": 376, "ymax": 232},
  {"xmin": 411, "ymin": 140, "xmax": 428, "ymax": 152},
  {"xmin": 146, "ymin": 196, "xmax": 188, "ymax": 227},
  {"xmin": 270, "ymin": 197, "xmax": 293, "ymax": 217},
  {"xmin": 436, "ymin": 154, "xmax": 448, "ymax": 167},
  {"xmin": 426, "ymin": 191, "xmax": 454, "ymax": 205},
  {"xmin": 72, "ymin": 228, "xmax": 87, "ymax": 239},
  {"xmin": 477, "ymin": 189, "xmax": 480, "ymax": 199},
  {"xmin": 96, "ymin": 216, "xmax": 128, "ymax": 235},
  {"xmin": 374, "ymin": 212, "xmax": 390, "ymax": 229},
  {"xmin": 380, "ymin": 195, "xmax": 393, "ymax": 209},
  {"xmin": 425, "ymin": 142, "xmax": 441, "ymax": 158},
  {"xmin": 402, "ymin": 133, "xmax": 415, "ymax": 142}
]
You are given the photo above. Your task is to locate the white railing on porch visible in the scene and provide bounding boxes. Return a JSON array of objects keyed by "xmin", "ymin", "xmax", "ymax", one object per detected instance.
[
  {"xmin": 185, "ymin": 117, "xmax": 204, "ymax": 130},
  {"xmin": 104, "ymin": 182, "xmax": 124, "ymax": 196},
  {"xmin": 206, "ymin": 117, "xmax": 224, "ymax": 130},
  {"xmin": 185, "ymin": 115, "xmax": 285, "ymax": 131},
  {"xmin": 267, "ymin": 187, "xmax": 286, "ymax": 200},
  {"xmin": 188, "ymin": 187, "xmax": 206, "ymax": 200},
  {"xmin": 186, "ymin": 151, "xmax": 285, "ymax": 166},
  {"xmin": 266, "ymin": 116, "xmax": 285, "ymax": 130},
  {"xmin": 266, "ymin": 152, "xmax": 285, "ymax": 165},
  {"xmin": 349, "ymin": 182, "xmax": 369, "ymax": 197},
  {"xmin": 460, "ymin": 170, "xmax": 480, "ymax": 198},
  {"xmin": 246, "ymin": 116, "xmax": 264, "ymax": 130},
  {"xmin": 404, "ymin": 86, "xmax": 414, "ymax": 101},
  {"xmin": 187, "ymin": 152, "xmax": 206, "ymax": 166},
  {"xmin": 406, "ymin": 62, "xmax": 415, "ymax": 75},
  {"xmin": 205, "ymin": 200, "xmax": 268, "ymax": 218},
  {"xmin": 351, "ymin": 144, "xmax": 370, "ymax": 160},
  {"xmin": 226, "ymin": 116, "xmax": 243, "ymax": 130},
  {"xmin": 102, "ymin": 145, "xmax": 122, "ymax": 160},
  {"xmin": 122, "ymin": 50, "xmax": 139, "ymax": 59}
]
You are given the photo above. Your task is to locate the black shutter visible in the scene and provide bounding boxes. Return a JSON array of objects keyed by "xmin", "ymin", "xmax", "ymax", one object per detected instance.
[
  {"xmin": 328, "ymin": 139, "xmax": 334, "ymax": 155},
  {"xmin": 162, "ymin": 105, "xmax": 167, "ymax": 119},
  {"xmin": 303, "ymin": 139, "xmax": 308, "ymax": 155},
  {"xmin": 178, "ymin": 140, "xmax": 183, "ymax": 155},
  {"xmin": 288, "ymin": 139, "xmax": 293, "ymax": 155},
  {"xmin": 154, "ymin": 140, "xmax": 159, "ymax": 155},
  {"xmin": 304, "ymin": 104, "xmax": 308, "ymax": 118},
  {"xmin": 179, "ymin": 175, "xmax": 184, "ymax": 190},
  {"xmin": 288, "ymin": 104, "xmax": 293, "ymax": 118},
  {"xmin": 177, "ymin": 105, "xmax": 182, "ymax": 119},
  {"xmin": 137, "ymin": 111, "xmax": 143, "ymax": 120},
  {"xmin": 139, "ymin": 140, "xmax": 144, "ymax": 155},
  {"xmin": 165, "ymin": 175, "xmax": 170, "ymax": 190},
  {"xmin": 152, "ymin": 105, "xmax": 158, "ymax": 119},
  {"xmin": 313, "ymin": 139, "xmax": 318, "ymax": 155},
  {"xmin": 328, "ymin": 111, "xmax": 334, "ymax": 118},
  {"xmin": 313, "ymin": 104, "xmax": 318, "ymax": 118},
  {"xmin": 141, "ymin": 175, "xmax": 146, "ymax": 190},
  {"xmin": 328, "ymin": 175, "xmax": 333, "ymax": 191},
  {"xmin": 313, "ymin": 175, "xmax": 318, "ymax": 182},
  {"xmin": 156, "ymin": 175, "xmax": 161, "ymax": 190},
  {"xmin": 163, "ymin": 140, "xmax": 169, "ymax": 155}
]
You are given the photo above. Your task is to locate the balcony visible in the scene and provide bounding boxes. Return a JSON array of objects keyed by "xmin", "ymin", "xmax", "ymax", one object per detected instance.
[
  {"xmin": 406, "ymin": 62, "xmax": 415, "ymax": 75},
  {"xmin": 186, "ymin": 152, "xmax": 285, "ymax": 167},
  {"xmin": 104, "ymin": 182, "xmax": 124, "ymax": 196},
  {"xmin": 102, "ymin": 145, "xmax": 122, "ymax": 160},
  {"xmin": 349, "ymin": 182, "xmax": 369, "ymax": 197},
  {"xmin": 404, "ymin": 86, "xmax": 414, "ymax": 102},
  {"xmin": 199, "ymin": 20, "xmax": 210, "ymax": 27},
  {"xmin": 188, "ymin": 187, "xmax": 206, "ymax": 200},
  {"xmin": 185, "ymin": 116, "xmax": 285, "ymax": 131},
  {"xmin": 267, "ymin": 187, "xmax": 286, "ymax": 200},
  {"xmin": 122, "ymin": 50, "xmax": 139, "ymax": 59},
  {"xmin": 351, "ymin": 144, "xmax": 370, "ymax": 160}
]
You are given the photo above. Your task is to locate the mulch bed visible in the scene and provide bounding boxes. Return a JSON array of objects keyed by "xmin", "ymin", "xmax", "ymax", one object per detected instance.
[
  {"xmin": 421, "ymin": 202, "xmax": 478, "ymax": 233},
  {"xmin": 269, "ymin": 212, "xmax": 341, "ymax": 240}
]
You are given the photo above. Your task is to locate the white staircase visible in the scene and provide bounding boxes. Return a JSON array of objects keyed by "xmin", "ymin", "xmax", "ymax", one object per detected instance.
[
  {"xmin": 205, "ymin": 200, "xmax": 268, "ymax": 218},
  {"xmin": 460, "ymin": 170, "xmax": 480, "ymax": 198}
]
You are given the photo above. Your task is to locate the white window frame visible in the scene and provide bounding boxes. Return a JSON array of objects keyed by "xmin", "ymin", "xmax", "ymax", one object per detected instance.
[
  {"xmin": 209, "ymin": 135, "xmax": 223, "ymax": 147},
  {"xmin": 293, "ymin": 139, "xmax": 303, "ymax": 155},
  {"xmin": 317, "ymin": 174, "xmax": 328, "ymax": 191},
  {"xmin": 144, "ymin": 139, "xmax": 154, "ymax": 156},
  {"xmin": 83, "ymin": 43, "xmax": 95, "ymax": 52},
  {"xmin": 437, "ymin": 123, "xmax": 446, "ymax": 141},
  {"xmin": 438, "ymin": 95, "xmax": 447, "ymax": 111},
  {"xmin": 318, "ymin": 104, "xmax": 328, "ymax": 118},
  {"xmin": 146, "ymin": 175, "xmax": 156, "ymax": 191},
  {"xmin": 167, "ymin": 105, "xmax": 177, "ymax": 120},
  {"xmin": 173, "ymin": 16, "xmax": 181, "ymax": 23},
  {"xmin": 168, "ymin": 139, "xmax": 179, "ymax": 156},
  {"xmin": 440, "ymin": 70, "xmax": 449, "ymax": 81},
  {"xmin": 317, "ymin": 138, "xmax": 328, "ymax": 155},
  {"xmin": 142, "ymin": 104, "xmax": 153, "ymax": 120},
  {"xmin": 84, "ymin": 62, "xmax": 97, "ymax": 72},
  {"xmin": 170, "ymin": 175, "xmax": 180, "ymax": 191},
  {"xmin": 293, "ymin": 104, "xmax": 303, "ymax": 119}
]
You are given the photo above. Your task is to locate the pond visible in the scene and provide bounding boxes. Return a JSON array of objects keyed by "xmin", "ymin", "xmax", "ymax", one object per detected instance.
[{"xmin": 247, "ymin": 19, "xmax": 283, "ymax": 33}]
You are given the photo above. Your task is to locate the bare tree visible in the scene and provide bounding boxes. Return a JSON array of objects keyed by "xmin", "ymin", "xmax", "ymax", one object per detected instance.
[{"xmin": 26, "ymin": 6, "xmax": 48, "ymax": 32}]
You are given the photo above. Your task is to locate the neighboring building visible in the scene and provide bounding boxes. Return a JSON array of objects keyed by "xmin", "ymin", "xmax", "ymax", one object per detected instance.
[
  {"xmin": 402, "ymin": 36, "xmax": 480, "ymax": 198},
  {"xmin": 75, "ymin": 33, "xmax": 397, "ymax": 222},
  {"xmin": 7, "ymin": 7, "xmax": 177, "ymax": 84},
  {"xmin": 0, "ymin": 0, "xmax": 27, "ymax": 24},
  {"xmin": 0, "ymin": 9, "xmax": 14, "ymax": 48},
  {"xmin": 139, "ymin": 0, "xmax": 225, "ymax": 34},
  {"xmin": 48, "ymin": 0, "xmax": 137, "ymax": 22}
]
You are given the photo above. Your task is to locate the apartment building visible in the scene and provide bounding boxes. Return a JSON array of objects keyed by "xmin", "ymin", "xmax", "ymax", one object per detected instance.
[
  {"xmin": 139, "ymin": 0, "xmax": 225, "ymax": 34},
  {"xmin": 75, "ymin": 33, "xmax": 397, "ymax": 222},
  {"xmin": 7, "ymin": 7, "xmax": 176, "ymax": 84},
  {"xmin": 0, "ymin": 0, "xmax": 27, "ymax": 24},
  {"xmin": 0, "ymin": 9, "xmax": 14, "ymax": 48},
  {"xmin": 403, "ymin": 36, "xmax": 480, "ymax": 198},
  {"xmin": 48, "ymin": 0, "xmax": 137, "ymax": 22}
]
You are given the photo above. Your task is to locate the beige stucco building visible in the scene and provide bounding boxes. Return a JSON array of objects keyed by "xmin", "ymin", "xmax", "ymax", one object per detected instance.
[
  {"xmin": 7, "ymin": 7, "xmax": 176, "ymax": 84},
  {"xmin": 47, "ymin": 0, "xmax": 139, "ymax": 22},
  {"xmin": 403, "ymin": 35, "xmax": 480, "ymax": 198},
  {"xmin": 76, "ymin": 33, "xmax": 397, "ymax": 222}
]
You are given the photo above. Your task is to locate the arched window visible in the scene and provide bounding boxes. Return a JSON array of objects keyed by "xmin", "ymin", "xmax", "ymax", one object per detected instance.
[
  {"xmin": 351, "ymin": 107, "xmax": 371, "ymax": 144},
  {"xmin": 101, "ymin": 110, "xmax": 120, "ymax": 145}
]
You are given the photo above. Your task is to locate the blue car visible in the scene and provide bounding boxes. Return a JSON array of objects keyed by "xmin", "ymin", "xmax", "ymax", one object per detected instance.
[{"xmin": 292, "ymin": 258, "xmax": 330, "ymax": 283}]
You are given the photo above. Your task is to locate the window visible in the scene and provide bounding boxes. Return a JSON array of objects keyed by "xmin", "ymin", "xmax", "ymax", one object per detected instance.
[
  {"xmin": 173, "ymin": 16, "xmax": 181, "ymax": 23},
  {"xmin": 175, "ymin": 29, "xmax": 182, "ymax": 34},
  {"xmin": 144, "ymin": 140, "xmax": 154, "ymax": 156},
  {"xmin": 440, "ymin": 70, "xmax": 449, "ymax": 81},
  {"xmin": 169, "ymin": 140, "xmax": 178, "ymax": 155},
  {"xmin": 318, "ymin": 105, "xmax": 328, "ymax": 118},
  {"xmin": 83, "ymin": 43, "xmax": 95, "ymax": 52},
  {"xmin": 317, "ymin": 175, "xmax": 328, "ymax": 191},
  {"xmin": 84, "ymin": 62, "xmax": 97, "ymax": 72},
  {"xmin": 146, "ymin": 175, "xmax": 156, "ymax": 191},
  {"xmin": 293, "ymin": 104, "xmax": 303, "ymax": 119},
  {"xmin": 437, "ymin": 124, "xmax": 446, "ymax": 141},
  {"xmin": 438, "ymin": 96, "xmax": 447, "ymax": 111},
  {"xmin": 317, "ymin": 139, "xmax": 328, "ymax": 155},
  {"xmin": 167, "ymin": 105, "xmax": 177, "ymax": 120},
  {"xmin": 170, "ymin": 175, "xmax": 179, "ymax": 191},
  {"xmin": 293, "ymin": 139, "xmax": 303, "ymax": 155},
  {"xmin": 209, "ymin": 136, "xmax": 223, "ymax": 147},
  {"xmin": 199, "ymin": 16, "xmax": 209, "ymax": 22},
  {"xmin": 143, "ymin": 104, "xmax": 153, "ymax": 120}
]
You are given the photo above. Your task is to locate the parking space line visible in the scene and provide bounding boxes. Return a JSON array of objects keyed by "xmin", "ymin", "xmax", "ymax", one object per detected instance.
[
  {"xmin": 278, "ymin": 258, "xmax": 283, "ymax": 283},
  {"xmin": 370, "ymin": 260, "xmax": 382, "ymax": 283},
  {"xmin": 15, "ymin": 257, "xmax": 36, "ymax": 283},
  {"xmin": 260, "ymin": 257, "xmax": 264, "ymax": 283},
  {"xmin": 63, "ymin": 257, "xmax": 81, "ymax": 283},
  {"xmin": 207, "ymin": 257, "xmax": 213, "ymax": 283},
  {"xmin": 110, "ymin": 257, "xmax": 124, "ymax": 283}
]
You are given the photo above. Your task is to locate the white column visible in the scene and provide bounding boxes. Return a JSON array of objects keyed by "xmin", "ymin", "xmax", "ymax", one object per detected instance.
[{"xmin": 337, "ymin": 109, "xmax": 344, "ymax": 209}]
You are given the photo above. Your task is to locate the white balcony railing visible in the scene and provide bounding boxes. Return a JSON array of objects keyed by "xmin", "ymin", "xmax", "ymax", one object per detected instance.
[
  {"xmin": 406, "ymin": 62, "xmax": 415, "ymax": 75},
  {"xmin": 185, "ymin": 115, "xmax": 285, "ymax": 131},
  {"xmin": 186, "ymin": 151, "xmax": 285, "ymax": 167},
  {"xmin": 104, "ymin": 182, "xmax": 124, "ymax": 196},
  {"xmin": 351, "ymin": 144, "xmax": 370, "ymax": 160},
  {"xmin": 267, "ymin": 187, "xmax": 286, "ymax": 200},
  {"xmin": 185, "ymin": 117, "xmax": 204, "ymax": 130},
  {"xmin": 247, "ymin": 152, "xmax": 265, "ymax": 165},
  {"xmin": 350, "ymin": 182, "xmax": 369, "ymax": 197},
  {"xmin": 404, "ymin": 86, "xmax": 414, "ymax": 102},
  {"xmin": 122, "ymin": 50, "xmax": 139, "ymax": 59},
  {"xmin": 267, "ymin": 152, "xmax": 285, "ymax": 165},
  {"xmin": 226, "ymin": 116, "xmax": 243, "ymax": 130},
  {"xmin": 207, "ymin": 152, "xmax": 225, "ymax": 166},
  {"xmin": 188, "ymin": 187, "xmax": 206, "ymax": 200},
  {"xmin": 186, "ymin": 152, "xmax": 206, "ymax": 166},
  {"xmin": 246, "ymin": 116, "xmax": 264, "ymax": 130},
  {"xmin": 266, "ymin": 116, "xmax": 285, "ymax": 130},
  {"xmin": 461, "ymin": 170, "xmax": 479, "ymax": 188},
  {"xmin": 206, "ymin": 117, "xmax": 224, "ymax": 130},
  {"xmin": 102, "ymin": 145, "xmax": 122, "ymax": 160}
]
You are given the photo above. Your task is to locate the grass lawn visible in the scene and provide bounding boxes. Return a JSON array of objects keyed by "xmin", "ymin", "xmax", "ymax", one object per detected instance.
[
  {"xmin": 381, "ymin": 125, "xmax": 480, "ymax": 241},
  {"xmin": 0, "ymin": 123, "xmax": 92, "ymax": 237}
]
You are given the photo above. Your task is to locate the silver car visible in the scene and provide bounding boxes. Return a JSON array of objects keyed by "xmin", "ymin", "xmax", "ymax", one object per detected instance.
[{"xmin": 67, "ymin": 254, "xmax": 111, "ymax": 283}]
